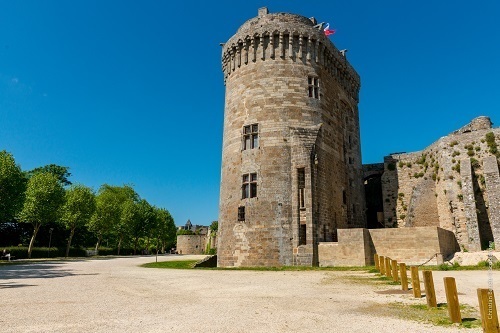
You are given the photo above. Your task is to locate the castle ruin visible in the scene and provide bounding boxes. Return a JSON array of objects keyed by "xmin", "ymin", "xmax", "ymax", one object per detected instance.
[{"xmin": 217, "ymin": 7, "xmax": 500, "ymax": 267}]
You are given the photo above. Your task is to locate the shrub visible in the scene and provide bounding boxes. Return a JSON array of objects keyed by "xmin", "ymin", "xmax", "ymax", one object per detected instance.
[
  {"xmin": 387, "ymin": 163, "xmax": 396, "ymax": 171},
  {"xmin": 3, "ymin": 247, "xmax": 87, "ymax": 259},
  {"xmin": 449, "ymin": 140, "xmax": 458, "ymax": 147}
]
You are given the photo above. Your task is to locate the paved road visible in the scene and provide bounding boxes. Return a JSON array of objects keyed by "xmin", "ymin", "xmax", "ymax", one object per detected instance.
[{"xmin": 0, "ymin": 255, "xmax": 491, "ymax": 332}]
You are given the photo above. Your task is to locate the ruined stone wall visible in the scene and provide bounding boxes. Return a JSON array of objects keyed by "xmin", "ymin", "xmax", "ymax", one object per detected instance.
[
  {"xmin": 380, "ymin": 117, "xmax": 500, "ymax": 251},
  {"xmin": 218, "ymin": 8, "xmax": 363, "ymax": 267}
]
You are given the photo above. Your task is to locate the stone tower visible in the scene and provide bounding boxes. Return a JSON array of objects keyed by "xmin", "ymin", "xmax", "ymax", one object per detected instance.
[{"xmin": 218, "ymin": 7, "xmax": 365, "ymax": 267}]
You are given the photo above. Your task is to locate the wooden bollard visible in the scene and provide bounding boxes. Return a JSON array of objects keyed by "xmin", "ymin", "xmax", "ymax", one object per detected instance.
[
  {"xmin": 410, "ymin": 266, "xmax": 421, "ymax": 298},
  {"xmin": 385, "ymin": 257, "xmax": 392, "ymax": 278},
  {"xmin": 400, "ymin": 263, "xmax": 408, "ymax": 291},
  {"xmin": 374, "ymin": 253, "xmax": 379, "ymax": 270},
  {"xmin": 391, "ymin": 259, "xmax": 399, "ymax": 282},
  {"xmin": 423, "ymin": 270, "xmax": 437, "ymax": 308},
  {"xmin": 443, "ymin": 277, "xmax": 461, "ymax": 323},
  {"xmin": 477, "ymin": 288, "xmax": 500, "ymax": 332},
  {"xmin": 379, "ymin": 256, "xmax": 385, "ymax": 275}
]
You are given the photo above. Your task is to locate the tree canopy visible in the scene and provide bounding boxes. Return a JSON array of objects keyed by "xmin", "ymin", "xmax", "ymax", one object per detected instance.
[
  {"xmin": 60, "ymin": 184, "xmax": 96, "ymax": 257},
  {"xmin": 27, "ymin": 164, "xmax": 72, "ymax": 186},
  {"xmin": 0, "ymin": 150, "xmax": 26, "ymax": 222},
  {"xmin": 18, "ymin": 172, "xmax": 65, "ymax": 257}
]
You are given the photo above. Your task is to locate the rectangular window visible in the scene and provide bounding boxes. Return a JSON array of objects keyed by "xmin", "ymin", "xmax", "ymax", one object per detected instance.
[
  {"xmin": 238, "ymin": 206, "xmax": 245, "ymax": 221},
  {"xmin": 308, "ymin": 76, "xmax": 319, "ymax": 99},
  {"xmin": 242, "ymin": 173, "xmax": 258, "ymax": 199},
  {"xmin": 299, "ymin": 224, "xmax": 307, "ymax": 245},
  {"xmin": 298, "ymin": 168, "xmax": 305, "ymax": 209},
  {"xmin": 243, "ymin": 124, "xmax": 259, "ymax": 150}
]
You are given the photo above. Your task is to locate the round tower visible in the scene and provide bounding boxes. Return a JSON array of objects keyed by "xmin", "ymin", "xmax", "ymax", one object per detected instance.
[{"xmin": 218, "ymin": 7, "xmax": 364, "ymax": 267}]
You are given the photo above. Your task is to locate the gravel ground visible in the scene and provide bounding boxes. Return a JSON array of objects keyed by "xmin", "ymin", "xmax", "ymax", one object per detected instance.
[{"xmin": 0, "ymin": 255, "xmax": 496, "ymax": 333}]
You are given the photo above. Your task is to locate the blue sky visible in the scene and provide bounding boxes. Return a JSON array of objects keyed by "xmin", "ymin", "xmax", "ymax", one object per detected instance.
[{"xmin": 1, "ymin": 1, "xmax": 499, "ymax": 227}]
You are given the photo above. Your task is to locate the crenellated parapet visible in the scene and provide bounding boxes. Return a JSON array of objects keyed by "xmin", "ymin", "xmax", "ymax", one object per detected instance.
[{"xmin": 221, "ymin": 10, "xmax": 360, "ymax": 102}]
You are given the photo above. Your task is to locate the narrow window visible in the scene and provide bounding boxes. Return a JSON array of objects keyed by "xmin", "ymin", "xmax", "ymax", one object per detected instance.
[
  {"xmin": 242, "ymin": 173, "xmax": 258, "ymax": 199},
  {"xmin": 299, "ymin": 224, "xmax": 307, "ymax": 245},
  {"xmin": 342, "ymin": 190, "xmax": 347, "ymax": 205},
  {"xmin": 308, "ymin": 76, "xmax": 319, "ymax": 99},
  {"xmin": 238, "ymin": 206, "xmax": 245, "ymax": 221},
  {"xmin": 242, "ymin": 174, "xmax": 249, "ymax": 199},
  {"xmin": 250, "ymin": 173, "xmax": 258, "ymax": 197},
  {"xmin": 298, "ymin": 168, "xmax": 305, "ymax": 209},
  {"xmin": 243, "ymin": 124, "xmax": 259, "ymax": 150}
]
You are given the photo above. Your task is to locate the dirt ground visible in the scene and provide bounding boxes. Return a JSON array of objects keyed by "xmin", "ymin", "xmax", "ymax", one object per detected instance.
[{"xmin": 0, "ymin": 255, "xmax": 497, "ymax": 333}]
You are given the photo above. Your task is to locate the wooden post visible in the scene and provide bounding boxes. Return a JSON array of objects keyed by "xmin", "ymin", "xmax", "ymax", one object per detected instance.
[
  {"xmin": 391, "ymin": 259, "xmax": 399, "ymax": 282},
  {"xmin": 410, "ymin": 266, "xmax": 421, "ymax": 298},
  {"xmin": 443, "ymin": 277, "xmax": 461, "ymax": 323},
  {"xmin": 374, "ymin": 253, "xmax": 379, "ymax": 270},
  {"xmin": 477, "ymin": 288, "xmax": 500, "ymax": 332},
  {"xmin": 400, "ymin": 263, "xmax": 408, "ymax": 291},
  {"xmin": 422, "ymin": 270, "xmax": 437, "ymax": 308},
  {"xmin": 385, "ymin": 257, "xmax": 392, "ymax": 278},
  {"xmin": 379, "ymin": 256, "xmax": 385, "ymax": 275}
]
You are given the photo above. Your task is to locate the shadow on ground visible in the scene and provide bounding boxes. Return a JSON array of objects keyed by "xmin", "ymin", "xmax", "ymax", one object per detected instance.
[
  {"xmin": 0, "ymin": 282, "xmax": 37, "ymax": 289},
  {"xmin": 0, "ymin": 262, "xmax": 98, "ymax": 280}
]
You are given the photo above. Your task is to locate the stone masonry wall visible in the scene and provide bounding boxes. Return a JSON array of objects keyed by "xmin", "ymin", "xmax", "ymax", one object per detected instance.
[
  {"xmin": 380, "ymin": 117, "xmax": 500, "ymax": 251},
  {"xmin": 484, "ymin": 156, "xmax": 500, "ymax": 246},
  {"xmin": 318, "ymin": 227, "xmax": 459, "ymax": 266},
  {"xmin": 177, "ymin": 235, "xmax": 206, "ymax": 255},
  {"xmin": 218, "ymin": 7, "xmax": 364, "ymax": 267}
]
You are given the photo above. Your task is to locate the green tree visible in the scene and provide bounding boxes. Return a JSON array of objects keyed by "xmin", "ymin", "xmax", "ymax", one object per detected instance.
[
  {"xmin": 0, "ymin": 151, "xmax": 26, "ymax": 222},
  {"xmin": 88, "ymin": 184, "xmax": 137, "ymax": 251},
  {"xmin": 18, "ymin": 172, "xmax": 65, "ymax": 258},
  {"xmin": 27, "ymin": 164, "xmax": 72, "ymax": 186},
  {"xmin": 129, "ymin": 199, "xmax": 154, "ymax": 254},
  {"xmin": 210, "ymin": 221, "xmax": 218, "ymax": 233},
  {"xmin": 153, "ymin": 207, "xmax": 176, "ymax": 253},
  {"xmin": 60, "ymin": 185, "xmax": 96, "ymax": 257},
  {"xmin": 119, "ymin": 199, "xmax": 141, "ymax": 255}
]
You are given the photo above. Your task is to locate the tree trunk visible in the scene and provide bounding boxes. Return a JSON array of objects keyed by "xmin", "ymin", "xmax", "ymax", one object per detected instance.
[
  {"xmin": 146, "ymin": 236, "xmax": 150, "ymax": 255},
  {"xmin": 95, "ymin": 234, "xmax": 102, "ymax": 252},
  {"xmin": 65, "ymin": 227, "xmax": 75, "ymax": 258},
  {"xmin": 117, "ymin": 235, "xmax": 123, "ymax": 255},
  {"xmin": 28, "ymin": 223, "xmax": 40, "ymax": 259}
]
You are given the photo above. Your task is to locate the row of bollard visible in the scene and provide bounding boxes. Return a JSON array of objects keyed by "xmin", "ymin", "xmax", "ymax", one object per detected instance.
[{"xmin": 374, "ymin": 253, "xmax": 500, "ymax": 332}]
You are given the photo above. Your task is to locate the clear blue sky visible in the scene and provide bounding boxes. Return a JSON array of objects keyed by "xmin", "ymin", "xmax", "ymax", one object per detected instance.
[{"xmin": 1, "ymin": 1, "xmax": 499, "ymax": 227}]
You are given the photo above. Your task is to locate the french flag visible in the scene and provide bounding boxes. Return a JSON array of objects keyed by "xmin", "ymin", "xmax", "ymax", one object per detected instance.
[{"xmin": 324, "ymin": 23, "xmax": 335, "ymax": 36}]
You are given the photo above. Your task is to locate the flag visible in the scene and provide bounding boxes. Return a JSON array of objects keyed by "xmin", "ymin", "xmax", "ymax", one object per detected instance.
[{"xmin": 324, "ymin": 23, "xmax": 335, "ymax": 36}]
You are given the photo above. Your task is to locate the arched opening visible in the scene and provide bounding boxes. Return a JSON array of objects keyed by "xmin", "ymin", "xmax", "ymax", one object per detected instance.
[{"xmin": 364, "ymin": 173, "xmax": 384, "ymax": 229}]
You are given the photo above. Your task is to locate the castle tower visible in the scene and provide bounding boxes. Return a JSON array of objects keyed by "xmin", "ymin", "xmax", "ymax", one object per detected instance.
[{"xmin": 218, "ymin": 7, "xmax": 365, "ymax": 267}]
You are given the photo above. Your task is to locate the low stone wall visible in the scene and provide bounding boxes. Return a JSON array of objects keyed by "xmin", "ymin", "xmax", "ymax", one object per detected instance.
[
  {"xmin": 318, "ymin": 227, "xmax": 459, "ymax": 267},
  {"xmin": 318, "ymin": 229, "xmax": 371, "ymax": 266}
]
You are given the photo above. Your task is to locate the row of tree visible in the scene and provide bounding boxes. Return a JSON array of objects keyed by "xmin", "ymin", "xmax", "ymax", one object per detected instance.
[{"xmin": 0, "ymin": 150, "xmax": 176, "ymax": 258}]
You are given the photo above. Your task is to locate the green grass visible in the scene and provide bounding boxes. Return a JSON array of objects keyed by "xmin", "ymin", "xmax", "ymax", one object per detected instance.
[
  {"xmin": 420, "ymin": 261, "xmax": 500, "ymax": 271},
  {"xmin": 386, "ymin": 302, "xmax": 482, "ymax": 328},
  {"xmin": 141, "ymin": 262, "xmax": 377, "ymax": 271},
  {"xmin": 142, "ymin": 260, "xmax": 199, "ymax": 269}
]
